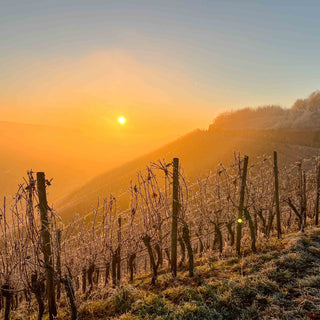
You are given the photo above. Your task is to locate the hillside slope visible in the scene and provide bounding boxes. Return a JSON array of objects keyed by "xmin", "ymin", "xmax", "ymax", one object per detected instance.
[{"xmin": 57, "ymin": 128, "xmax": 320, "ymax": 221}]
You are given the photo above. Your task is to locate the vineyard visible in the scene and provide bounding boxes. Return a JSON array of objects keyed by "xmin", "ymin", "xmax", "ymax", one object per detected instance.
[{"xmin": 0, "ymin": 151, "xmax": 320, "ymax": 320}]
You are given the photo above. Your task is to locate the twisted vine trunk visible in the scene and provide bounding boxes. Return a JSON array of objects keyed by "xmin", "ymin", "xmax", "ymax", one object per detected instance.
[
  {"xmin": 182, "ymin": 223, "xmax": 194, "ymax": 277},
  {"xmin": 87, "ymin": 263, "xmax": 95, "ymax": 294},
  {"xmin": 142, "ymin": 234, "xmax": 161, "ymax": 285},
  {"xmin": 112, "ymin": 252, "xmax": 118, "ymax": 288},
  {"xmin": 104, "ymin": 262, "xmax": 110, "ymax": 287},
  {"xmin": 82, "ymin": 268, "xmax": 87, "ymax": 293},
  {"xmin": 244, "ymin": 208, "xmax": 256, "ymax": 253},
  {"xmin": 61, "ymin": 276, "xmax": 79, "ymax": 320},
  {"xmin": 287, "ymin": 198, "xmax": 304, "ymax": 232},
  {"xmin": 31, "ymin": 273, "xmax": 45, "ymax": 320},
  {"xmin": 128, "ymin": 253, "xmax": 136, "ymax": 283},
  {"xmin": 1, "ymin": 284, "xmax": 12, "ymax": 320},
  {"xmin": 178, "ymin": 236, "xmax": 186, "ymax": 267},
  {"xmin": 226, "ymin": 222, "xmax": 235, "ymax": 246},
  {"xmin": 213, "ymin": 223, "xmax": 223, "ymax": 254}
]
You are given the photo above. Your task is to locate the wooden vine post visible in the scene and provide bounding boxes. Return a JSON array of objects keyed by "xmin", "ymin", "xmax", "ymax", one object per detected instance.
[
  {"xmin": 273, "ymin": 151, "xmax": 281, "ymax": 239},
  {"xmin": 171, "ymin": 158, "xmax": 179, "ymax": 277},
  {"xmin": 37, "ymin": 172, "xmax": 57, "ymax": 319},
  {"xmin": 82, "ymin": 268, "xmax": 87, "ymax": 293},
  {"xmin": 236, "ymin": 156, "xmax": 249, "ymax": 256}
]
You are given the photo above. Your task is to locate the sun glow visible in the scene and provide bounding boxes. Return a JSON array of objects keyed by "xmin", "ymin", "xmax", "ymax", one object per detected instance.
[{"xmin": 118, "ymin": 116, "xmax": 126, "ymax": 124}]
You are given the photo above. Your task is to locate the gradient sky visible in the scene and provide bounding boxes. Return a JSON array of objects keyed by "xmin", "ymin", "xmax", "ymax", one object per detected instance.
[{"xmin": 1, "ymin": 0, "xmax": 320, "ymax": 136}]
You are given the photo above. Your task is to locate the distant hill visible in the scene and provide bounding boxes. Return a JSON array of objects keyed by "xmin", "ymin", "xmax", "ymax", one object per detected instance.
[
  {"xmin": 57, "ymin": 127, "xmax": 320, "ymax": 221},
  {"xmin": 210, "ymin": 91, "xmax": 320, "ymax": 131}
]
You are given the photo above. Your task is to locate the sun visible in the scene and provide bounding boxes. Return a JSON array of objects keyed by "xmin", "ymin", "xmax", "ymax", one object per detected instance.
[{"xmin": 118, "ymin": 116, "xmax": 126, "ymax": 124}]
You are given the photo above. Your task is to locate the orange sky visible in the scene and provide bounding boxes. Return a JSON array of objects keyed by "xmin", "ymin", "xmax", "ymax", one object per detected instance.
[
  {"xmin": 0, "ymin": 49, "xmax": 225, "ymax": 200},
  {"xmin": 1, "ymin": 50, "xmax": 218, "ymax": 140}
]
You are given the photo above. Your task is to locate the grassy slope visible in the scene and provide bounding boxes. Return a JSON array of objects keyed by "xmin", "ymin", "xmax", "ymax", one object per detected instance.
[
  {"xmin": 57, "ymin": 129, "xmax": 320, "ymax": 221},
  {"xmin": 13, "ymin": 227, "xmax": 320, "ymax": 319}
]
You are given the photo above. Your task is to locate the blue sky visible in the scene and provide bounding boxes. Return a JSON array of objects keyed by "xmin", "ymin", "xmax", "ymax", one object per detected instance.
[{"xmin": 1, "ymin": 0, "xmax": 320, "ymax": 129}]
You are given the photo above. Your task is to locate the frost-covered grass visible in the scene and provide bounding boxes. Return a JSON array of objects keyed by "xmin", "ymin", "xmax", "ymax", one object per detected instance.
[{"xmin": 12, "ymin": 228, "xmax": 320, "ymax": 319}]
